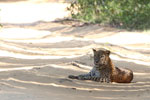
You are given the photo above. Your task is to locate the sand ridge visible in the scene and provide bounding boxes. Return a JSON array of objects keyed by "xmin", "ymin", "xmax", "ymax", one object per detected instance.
[{"xmin": 0, "ymin": 0, "xmax": 150, "ymax": 100}]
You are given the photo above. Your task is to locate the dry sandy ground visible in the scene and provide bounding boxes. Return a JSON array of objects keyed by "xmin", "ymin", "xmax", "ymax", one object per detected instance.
[{"xmin": 0, "ymin": 0, "xmax": 150, "ymax": 100}]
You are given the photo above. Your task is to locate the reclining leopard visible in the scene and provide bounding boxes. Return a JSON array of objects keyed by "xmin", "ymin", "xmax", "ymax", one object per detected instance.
[{"xmin": 68, "ymin": 48, "xmax": 133, "ymax": 83}]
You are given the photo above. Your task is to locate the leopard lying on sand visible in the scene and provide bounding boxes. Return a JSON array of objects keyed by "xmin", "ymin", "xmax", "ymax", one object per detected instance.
[{"xmin": 68, "ymin": 48, "xmax": 133, "ymax": 83}]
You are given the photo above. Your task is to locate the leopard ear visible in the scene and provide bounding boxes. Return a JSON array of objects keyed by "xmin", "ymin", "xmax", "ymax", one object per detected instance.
[
  {"xmin": 92, "ymin": 48, "xmax": 96, "ymax": 52},
  {"xmin": 106, "ymin": 50, "xmax": 110, "ymax": 55}
]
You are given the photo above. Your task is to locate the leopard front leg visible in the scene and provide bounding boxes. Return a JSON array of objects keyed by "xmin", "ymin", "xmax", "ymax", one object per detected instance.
[
  {"xmin": 99, "ymin": 74, "xmax": 105, "ymax": 82},
  {"xmin": 68, "ymin": 73, "xmax": 92, "ymax": 80},
  {"xmin": 99, "ymin": 71, "xmax": 111, "ymax": 83},
  {"xmin": 106, "ymin": 74, "xmax": 111, "ymax": 83},
  {"xmin": 68, "ymin": 75, "xmax": 78, "ymax": 79},
  {"xmin": 68, "ymin": 74, "xmax": 101, "ymax": 82}
]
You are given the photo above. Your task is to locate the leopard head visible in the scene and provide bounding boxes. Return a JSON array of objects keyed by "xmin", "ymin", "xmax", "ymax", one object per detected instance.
[{"xmin": 93, "ymin": 48, "xmax": 110, "ymax": 67}]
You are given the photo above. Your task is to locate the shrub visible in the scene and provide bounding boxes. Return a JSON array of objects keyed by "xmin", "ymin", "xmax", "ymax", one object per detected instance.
[{"xmin": 68, "ymin": 0, "xmax": 150, "ymax": 30}]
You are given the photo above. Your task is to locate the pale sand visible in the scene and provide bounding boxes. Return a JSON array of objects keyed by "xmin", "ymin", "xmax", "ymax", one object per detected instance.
[{"xmin": 0, "ymin": 0, "xmax": 150, "ymax": 100}]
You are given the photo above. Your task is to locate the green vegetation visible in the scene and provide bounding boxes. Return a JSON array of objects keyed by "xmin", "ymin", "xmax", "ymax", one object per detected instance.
[
  {"xmin": 0, "ymin": 24, "xmax": 2, "ymax": 28},
  {"xmin": 68, "ymin": 0, "xmax": 150, "ymax": 30}
]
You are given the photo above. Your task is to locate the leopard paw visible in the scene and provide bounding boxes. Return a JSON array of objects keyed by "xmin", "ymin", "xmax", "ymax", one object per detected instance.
[{"xmin": 68, "ymin": 75, "xmax": 78, "ymax": 79}]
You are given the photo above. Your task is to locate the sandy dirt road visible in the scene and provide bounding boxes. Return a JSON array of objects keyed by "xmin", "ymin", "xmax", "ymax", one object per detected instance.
[{"xmin": 0, "ymin": 0, "xmax": 150, "ymax": 100}]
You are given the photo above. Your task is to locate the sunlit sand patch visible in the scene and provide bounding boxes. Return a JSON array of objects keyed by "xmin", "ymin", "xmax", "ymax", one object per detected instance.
[
  {"xmin": 0, "ymin": 63, "xmax": 89, "ymax": 73},
  {"xmin": 0, "ymin": 2, "xmax": 69, "ymax": 23},
  {"xmin": 49, "ymin": 64, "xmax": 89, "ymax": 72},
  {"xmin": 0, "ymin": 39, "xmax": 92, "ymax": 56},
  {"xmin": 0, "ymin": 62, "xmax": 18, "ymax": 66},
  {"xmin": 0, "ymin": 66, "xmax": 34, "ymax": 72},
  {"xmin": 94, "ymin": 32, "xmax": 150, "ymax": 45},
  {"xmin": 136, "ymin": 81, "xmax": 150, "ymax": 84},
  {"xmin": 0, "ymin": 82, "xmax": 26, "ymax": 89},
  {"xmin": 110, "ymin": 48, "xmax": 150, "ymax": 62},
  {"xmin": 0, "ymin": 28, "xmax": 51, "ymax": 39},
  {"xmin": 93, "ymin": 97, "xmax": 120, "ymax": 100},
  {"xmin": 0, "ymin": 62, "xmax": 26, "ymax": 68},
  {"xmin": 0, "ymin": 50, "xmax": 84, "ymax": 59},
  {"xmin": 134, "ymin": 72, "xmax": 150, "ymax": 76},
  {"xmin": 0, "ymin": 43, "xmax": 51, "ymax": 55},
  {"xmin": 110, "ymin": 55, "xmax": 150, "ymax": 66},
  {"xmin": 0, "ymin": 43, "xmax": 94, "ymax": 56},
  {"xmin": 0, "ymin": 64, "xmax": 51, "ymax": 72},
  {"xmin": 4, "ymin": 36, "xmax": 74, "ymax": 43},
  {"xmin": 0, "ymin": 27, "xmax": 74, "ymax": 42},
  {"xmin": 124, "ymin": 45, "xmax": 150, "ymax": 51}
]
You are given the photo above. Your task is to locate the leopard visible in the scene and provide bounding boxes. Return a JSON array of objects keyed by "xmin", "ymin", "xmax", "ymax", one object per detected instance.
[{"xmin": 68, "ymin": 48, "xmax": 133, "ymax": 83}]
